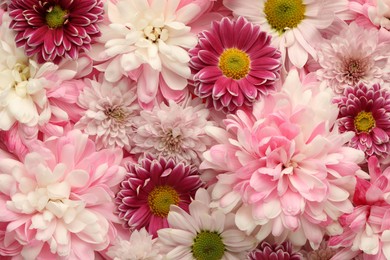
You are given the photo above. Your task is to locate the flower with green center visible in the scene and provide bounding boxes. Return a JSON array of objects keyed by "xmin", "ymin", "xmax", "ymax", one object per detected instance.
[
  {"xmin": 335, "ymin": 83, "xmax": 390, "ymax": 160},
  {"xmin": 192, "ymin": 231, "xmax": 225, "ymax": 260},
  {"xmin": 115, "ymin": 154, "xmax": 203, "ymax": 237},
  {"xmin": 223, "ymin": 0, "xmax": 347, "ymax": 68},
  {"xmin": 45, "ymin": 5, "xmax": 68, "ymax": 28},
  {"xmin": 158, "ymin": 188, "xmax": 257, "ymax": 259},
  {"xmin": 218, "ymin": 48, "xmax": 251, "ymax": 80}
]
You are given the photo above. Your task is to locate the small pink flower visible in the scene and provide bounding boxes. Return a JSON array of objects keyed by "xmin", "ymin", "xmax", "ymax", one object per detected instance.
[
  {"xmin": 8, "ymin": 0, "xmax": 104, "ymax": 63},
  {"xmin": 248, "ymin": 241, "xmax": 302, "ymax": 260},
  {"xmin": 189, "ymin": 16, "xmax": 281, "ymax": 112},
  {"xmin": 115, "ymin": 154, "xmax": 203, "ymax": 237}
]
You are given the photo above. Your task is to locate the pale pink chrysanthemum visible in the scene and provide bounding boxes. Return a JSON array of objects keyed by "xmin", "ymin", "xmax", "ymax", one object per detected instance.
[
  {"xmin": 157, "ymin": 188, "xmax": 257, "ymax": 259},
  {"xmin": 189, "ymin": 16, "xmax": 281, "ymax": 112},
  {"xmin": 115, "ymin": 154, "xmax": 203, "ymax": 237},
  {"xmin": 316, "ymin": 22, "xmax": 390, "ymax": 94},
  {"xmin": 0, "ymin": 130, "xmax": 126, "ymax": 259},
  {"xmin": 334, "ymin": 83, "xmax": 390, "ymax": 161},
  {"xmin": 329, "ymin": 156, "xmax": 390, "ymax": 259},
  {"xmin": 8, "ymin": 0, "xmax": 104, "ymax": 63},
  {"xmin": 201, "ymin": 69, "xmax": 365, "ymax": 249},
  {"xmin": 247, "ymin": 241, "xmax": 302, "ymax": 260},
  {"xmin": 91, "ymin": 0, "xmax": 214, "ymax": 108},
  {"xmin": 75, "ymin": 77, "xmax": 139, "ymax": 151},
  {"xmin": 131, "ymin": 98, "xmax": 215, "ymax": 166},
  {"xmin": 107, "ymin": 227, "xmax": 162, "ymax": 260},
  {"xmin": 223, "ymin": 0, "xmax": 353, "ymax": 68}
]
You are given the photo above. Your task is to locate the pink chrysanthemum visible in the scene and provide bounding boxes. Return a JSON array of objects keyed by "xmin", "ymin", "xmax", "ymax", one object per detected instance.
[
  {"xmin": 316, "ymin": 22, "xmax": 390, "ymax": 94},
  {"xmin": 189, "ymin": 16, "xmax": 281, "ymax": 112},
  {"xmin": 201, "ymin": 69, "xmax": 365, "ymax": 248},
  {"xmin": 8, "ymin": 0, "xmax": 104, "ymax": 63},
  {"xmin": 115, "ymin": 154, "xmax": 203, "ymax": 237},
  {"xmin": 334, "ymin": 83, "xmax": 390, "ymax": 160},
  {"xmin": 247, "ymin": 241, "xmax": 302, "ymax": 260},
  {"xmin": 329, "ymin": 156, "xmax": 390, "ymax": 259},
  {"xmin": 0, "ymin": 130, "xmax": 126, "ymax": 259}
]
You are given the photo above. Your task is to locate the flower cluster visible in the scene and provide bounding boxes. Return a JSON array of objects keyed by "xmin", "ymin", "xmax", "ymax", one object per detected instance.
[{"xmin": 1, "ymin": 0, "xmax": 390, "ymax": 259}]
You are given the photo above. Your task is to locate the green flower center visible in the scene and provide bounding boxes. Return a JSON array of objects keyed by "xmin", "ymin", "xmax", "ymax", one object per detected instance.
[
  {"xmin": 147, "ymin": 185, "xmax": 180, "ymax": 217},
  {"xmin": 354, "ymin": 111, "xmax": 376, "ymax": 133},
  {"xmin": 264, "ymin": 0, "xmax": 306, "ymax": 34},
  {"xmin": 46, "ymin": 5, "xmax": 68, "ymax": 28},
  {"xmin": 218, "ymin": 48, "xmax": 250, "ymax": 80},
  {"xmin": 192, "ymin": 231, "xmax": 225, "ymax": 260}
]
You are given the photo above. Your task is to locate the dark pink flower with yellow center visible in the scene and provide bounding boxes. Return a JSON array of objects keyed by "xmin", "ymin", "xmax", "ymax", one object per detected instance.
[
  {"xmin": 189, "ymin": 16, "xmax": 281, "ymax": 112},
  {"xmin": 8, "ymin": 0, "xmax": 104, "ymax": 63},
  {"xmin": 115, "ymin": 154, "xmax": 203, "ymax": 237},
  {"xmin": 334, "ymin": 83, "xmax": 390, "ymax": 160}
]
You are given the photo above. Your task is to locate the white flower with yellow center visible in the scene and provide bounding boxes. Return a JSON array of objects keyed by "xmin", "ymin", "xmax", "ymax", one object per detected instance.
[
  {"xmin": 223, "ymin": 0, "xmax": 351, "ymax": 68},
  {"xmin": 94, "ymin": 0, "xmax": 205, "ymax": 106}
]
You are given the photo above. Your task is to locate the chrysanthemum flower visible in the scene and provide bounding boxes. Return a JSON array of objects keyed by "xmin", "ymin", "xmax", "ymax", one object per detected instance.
[
  {"xmin": 75, "ymin": 77, "xmax": 139, "ymax": 151},
  {"xmin": 107, "ymin": 228, "xmax": 162, "ymax": 260},
  {"xmin": 316, "ymin": 22, "xmax": 390, "ymax": 94},
  {"xmin": 0, "ymin": 130, "xmax": 126, "ymax": 258},
  {"xmin": 248, "ymin": 241, "xmax": 302, "ymax": 260},
  {"xmin": 115, "ymin": 154, "xmax": 203, "ymax": 237},
  {"xmin": 8, "ymin": 0, "xmax": 104, "ymax": 63},
  {"xmin": 157, "ymin": 188, "xmax": 257, "ymax": 259},
  {"xmin": 201, "ymin": 69, "xmax": 365, "ymax": 248},
  {"xmin": 131, "ymin": 99, "xmax": 214, "ymax": 166},
  {"xmin": 189, "ymin": 17, "xmax": 281, "ymax": 112},
  {"xmin": 329, "ymin": 156, "xmax": 390, "ymax": 259},
  {"xmin": 334, "ymin": 83, "xmax": 390, "ymax": 160},
  {"xmin": 92, "ymin": 0, "xmax": 213, "ymax": 108},
  {"xmin": 223, "ymin": 0, "xmax": 351, "ymax": 68}
]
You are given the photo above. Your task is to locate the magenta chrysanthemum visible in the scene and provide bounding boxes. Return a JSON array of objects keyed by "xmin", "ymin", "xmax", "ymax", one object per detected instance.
[
  {"xmin": 8, "ymin": 0, "xmax": 104, "ymax": 63},
  {"xmin": 115, "ymin": 154, "xmax": 203, "ymax": 237},
  {"xmin": 334, "ymin": 83, "xmax": 390, "ymax": 160},
  {"xmin": 189, "ymin": 16, "xmax": 281, "ymax": 112},
  {"xmin": 248, "ymin": 241, "xmax": 302, "ymax": 260}
]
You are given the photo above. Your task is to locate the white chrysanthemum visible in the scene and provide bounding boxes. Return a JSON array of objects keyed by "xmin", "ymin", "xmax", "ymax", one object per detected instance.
[
  {"xmin": 316, "ymin": 22, "xmax": 390, "ymax": 94},
  {"xmin": 75, "ymin": 78, "xmax": 139, "ymax": 150},
  {"xmin": 93, "ymin": 0, "xmax": 203, "ymax": 106},
  {"xmin": 107, "ymin": 228, "xmax": 162, "ymax": 260},
  {"xmin": 131, "ymin": 98, "xmax": 214, "ymax": 166},
  {"xmin": 0, "ymin": 14, "xmax": 54, "ymax": 130},
  {"xmin": 223, "ymin": 0, "xmax": 352, "ymax": 68},
  {"xmin": 157, "ymin": 189, "xmax": 257, "ymax": 260}
]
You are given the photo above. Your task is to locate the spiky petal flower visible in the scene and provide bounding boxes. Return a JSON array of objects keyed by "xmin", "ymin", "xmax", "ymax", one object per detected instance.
[
  {"xmin": 329, "ymin": 156, "xmax": 390, "ymax": 259},
  {"xmin": 0, "ymin": 130, "xmax": 126, "ymax": 259},
  {"xmin": 316, "ymin": 22, "xmax": 390, "ymax": 94},
  {"xmin": 75, "ymin": 77, "xmax": 139, "ymax": 151},
  {"xmin": 8, "ymin": 0, "xmax": 104, "ymax": 63},
  {"xmin": 223, "ymin": 0, "xmax": 351, "ymax": 68},
  {"xmin": 334, "ymin": 83, "xmax": 390, "ymax": 160},
  {"xmin": 247, "ymin": 241, "xmax": 302, "ymax": 260},
  {"xmin": 157, "ymin": 188, "xmax": 257, "ymax": 259},
  {"xmin": 201, "ymin": 69, "xmax": 365, "ymax": 248},
  {"xmin": 131, "ymin": 98, "xmax": 215, "ymax": 166},
  {"xmin": 107, "ymin": 228, "xmax": 162, "ymax": 260},
  {"xmin": 189, "ymin": 16, "xmax": 281, "ymax": 112},
  {"xmin": 115, "ymin": 154, "xmax": 203, "ymax": 237}
]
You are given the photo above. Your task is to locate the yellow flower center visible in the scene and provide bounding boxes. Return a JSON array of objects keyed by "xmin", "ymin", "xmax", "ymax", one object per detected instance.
[
  {"xmin": 264, "ymin": 0, "xmax": 306, "ymax": 34},
  {"xmin": 147, "ymin": 185, "xmax": 180, "ymax": 217},
  {"xmin": 354, "ymin": 111, "xmax": 375, "ymax": 133},
  {"xmin": 218, "ymin": 48, "xmax": 250, "ymax": 80},
  {"xmin": 192, "ymin": 231, "xmax": 225, "ymax": 260},
  {"xmin": 46, "ymin": 5, "xmax": 68, "ymax": 28}
]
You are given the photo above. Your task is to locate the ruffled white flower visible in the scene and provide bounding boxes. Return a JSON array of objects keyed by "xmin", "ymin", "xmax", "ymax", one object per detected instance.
[
  {"xmin": 131, "ymin": 98, "xmax": 215, "ymax": 166},
  {"xmin": 75, "ymin": 78, "xmax": 139, "ymax": 150},
  {"xmin": 157, "ymin": 188, "xmax": 257, "ymax": 260},
  {"xmin": 93, "ymin": 0, "xmax": 203, "ymax": 106},
  {"xmin": 107, "ymin": 228, "xmax": 162, "ymax": 260}
]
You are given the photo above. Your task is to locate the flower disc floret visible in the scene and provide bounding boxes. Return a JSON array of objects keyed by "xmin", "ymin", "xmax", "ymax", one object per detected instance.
[
  {"xmin": 192, "ymin": 231, "xmax": 225, "ymax": 260},
  {"xmin": 218, "ymin": 48, "xmax": 251, "ymax": 80}
]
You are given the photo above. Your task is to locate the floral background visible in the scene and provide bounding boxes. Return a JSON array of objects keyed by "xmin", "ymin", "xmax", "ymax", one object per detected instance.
[{"xmin": 0, "ymin": 0, "xmax": 390, "ymax": 259}]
